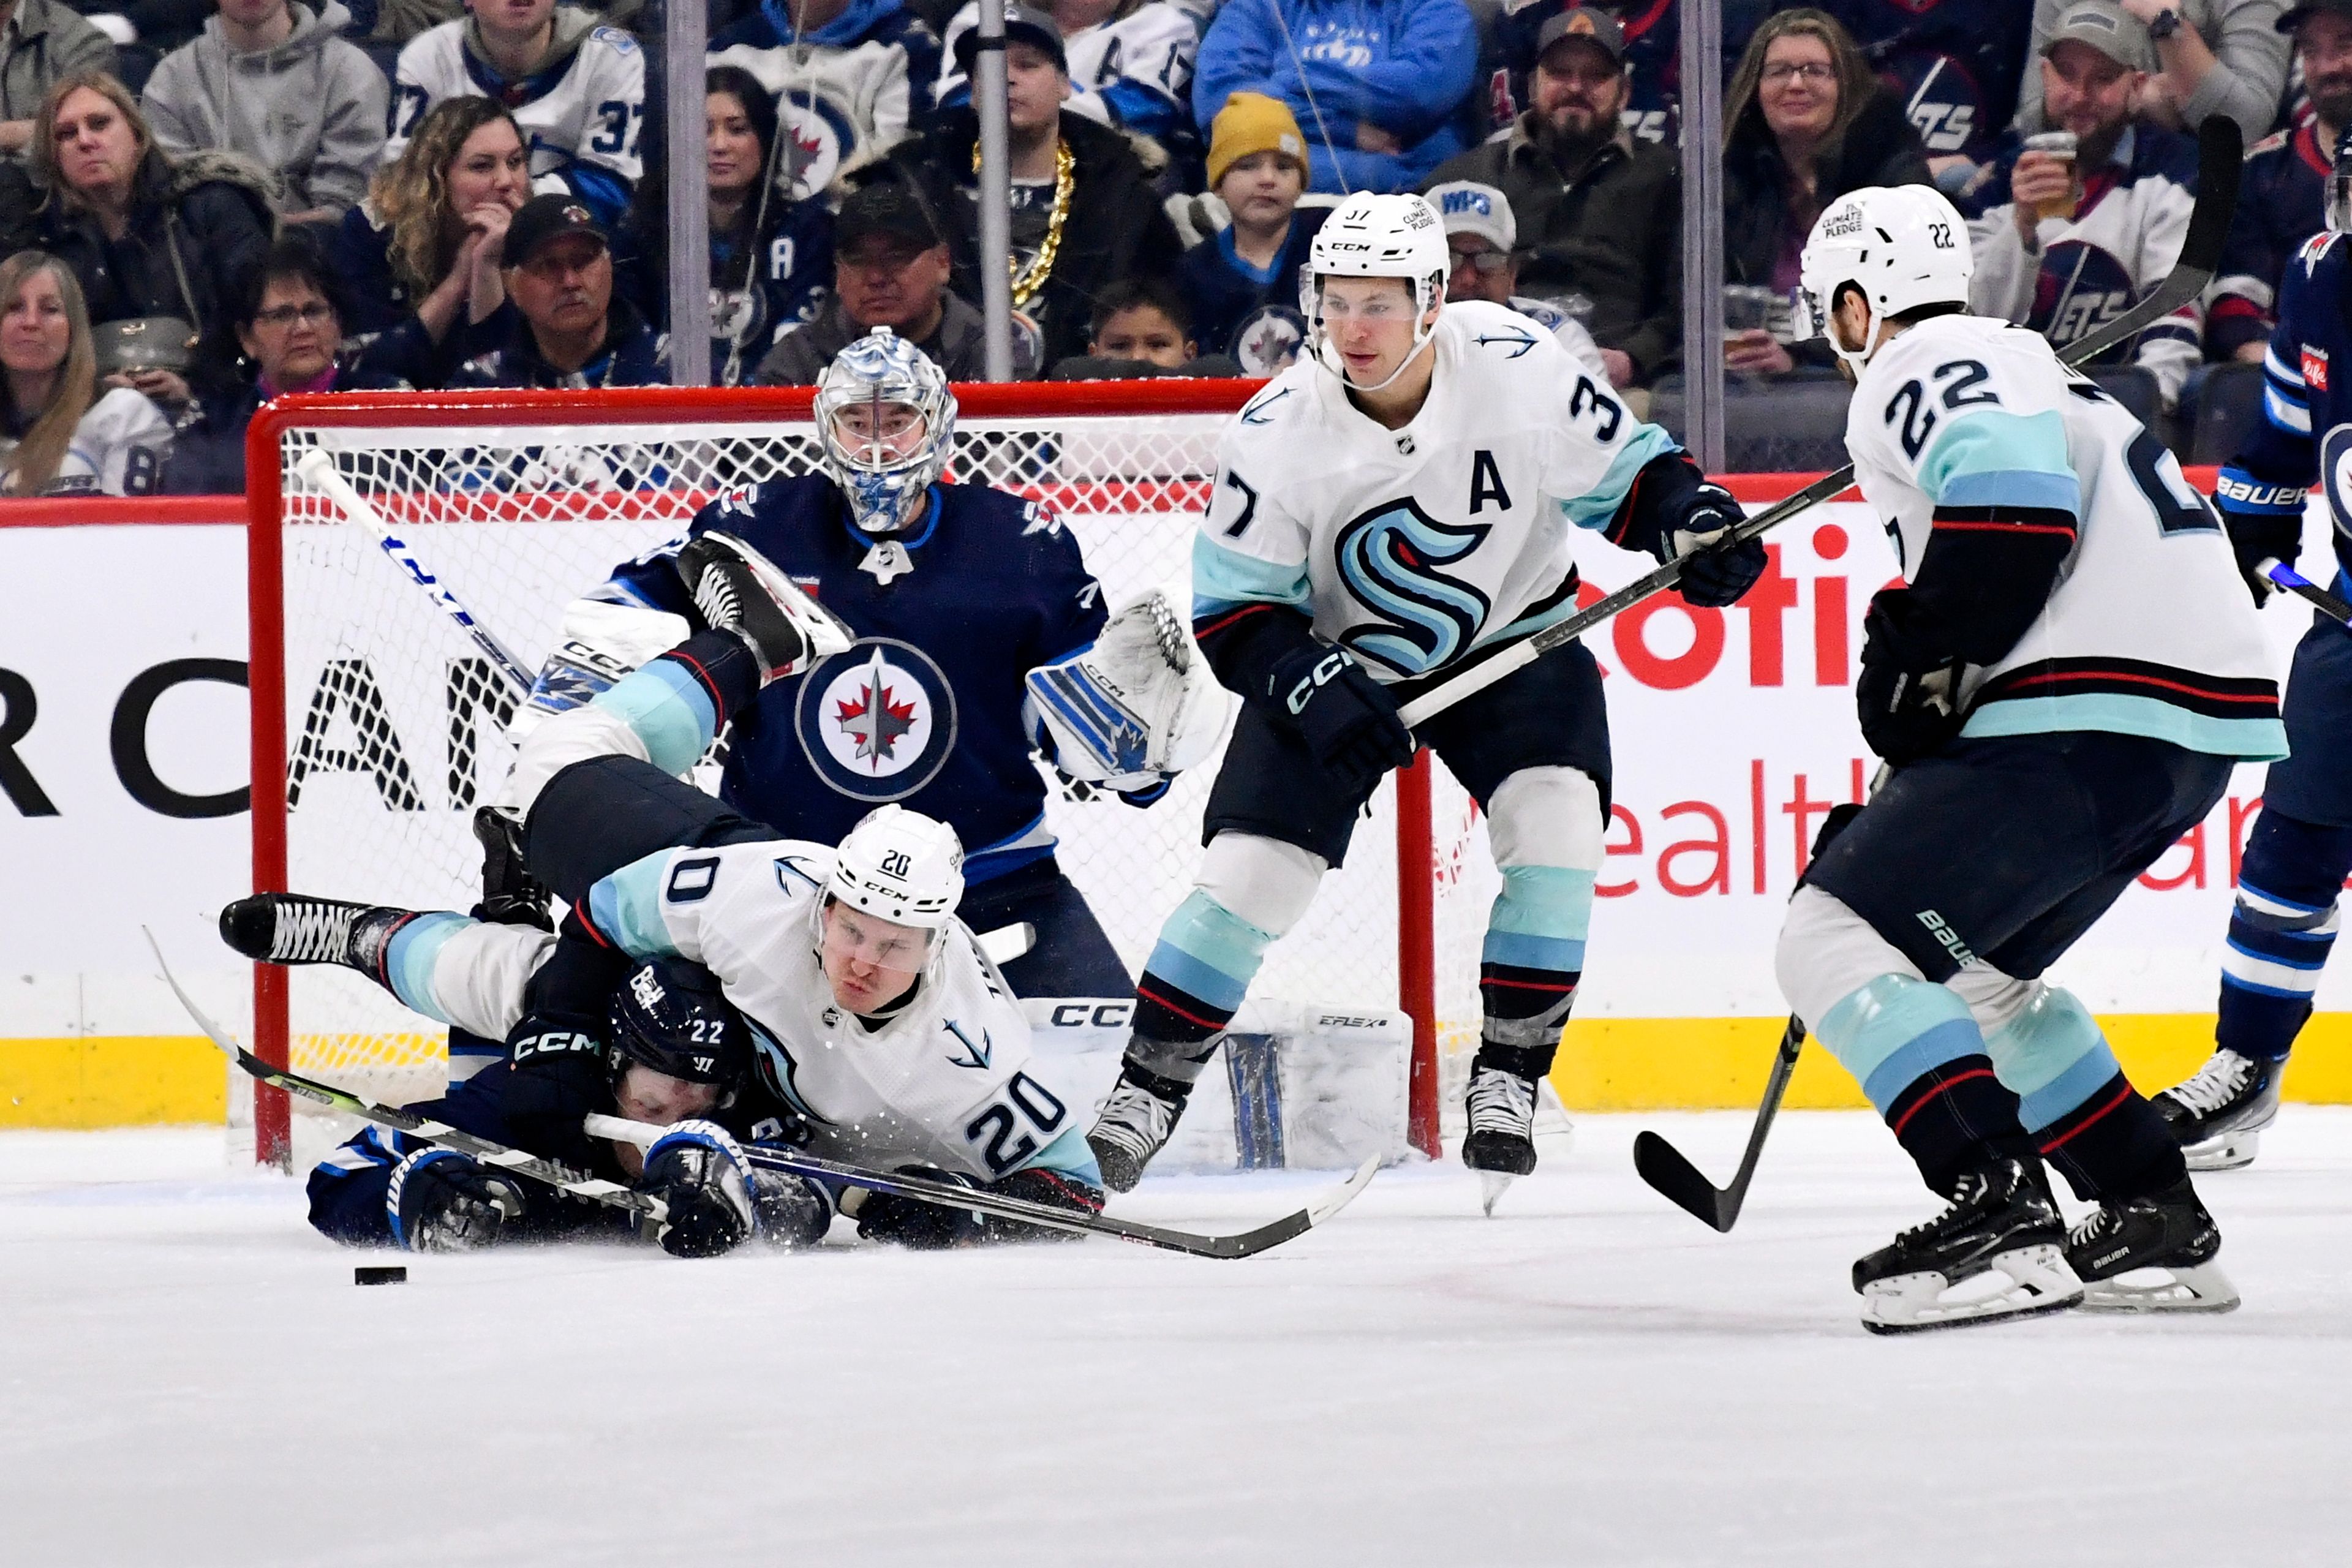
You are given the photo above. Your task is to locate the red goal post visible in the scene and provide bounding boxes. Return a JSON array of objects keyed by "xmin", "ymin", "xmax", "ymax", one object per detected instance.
[{"xmin": 243, "ymin": 382, "xmax": 1444, "ymax": 1167}]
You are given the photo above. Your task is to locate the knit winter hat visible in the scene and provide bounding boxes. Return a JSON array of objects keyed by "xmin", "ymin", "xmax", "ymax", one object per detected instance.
[{"xmin": 1207, "ymin": 92, "xmax": 1308, "ymax": 191}]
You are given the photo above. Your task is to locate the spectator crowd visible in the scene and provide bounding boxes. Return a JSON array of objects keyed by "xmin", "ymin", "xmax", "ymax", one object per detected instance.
[{"xmin": 0, "ymin": 0, "xmax": 2335, "ymax": 494}]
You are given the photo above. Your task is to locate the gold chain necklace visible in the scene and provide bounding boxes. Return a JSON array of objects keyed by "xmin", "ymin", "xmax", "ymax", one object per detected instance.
[{"xmin": 973, "ymin": 138, "xmax": 1074, "ymax": 309}]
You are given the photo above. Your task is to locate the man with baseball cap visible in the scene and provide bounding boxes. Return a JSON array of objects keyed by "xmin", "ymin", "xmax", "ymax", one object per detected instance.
[
  {"xmin": 756, "ymin": 183, "xmax": 989, "ymax": 386},
  {"xmin": 450, "ymin": 194, "xmax": 669, "ymax": 390},
  {"xmin": 1423, "ymin": 7, "xmax": 1680, "ymax": 390},
  {"xmin": 2018, "ymin": 0, "xmax": 2291, "ymax": 147},
  {"xmin": 1969, "ymin": 0, "xmax": 2203, "ymax": 411},
  {"xmin": 1425, "ymin": 178, "xmax": 1611, "ymax": 379}
]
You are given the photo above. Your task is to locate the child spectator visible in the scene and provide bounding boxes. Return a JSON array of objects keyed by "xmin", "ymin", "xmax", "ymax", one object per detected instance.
[
  {"xmin": 937, "ymin": 0, "xmax": 1196, "ymax": 141},
  {"xmin": 0, "ymin": 247, "xmax": 169, "ymax": 494},
  {"xmin": 385, "ymin": 0, "xmax": 644, "ymax": 229},
  {"xmin": 141, "ymin": 0, "xmax": 388, "ymax": 224},
  {"xmin": 707, "ymin": 0, "xmax": 942, "ymax": 201},
  {"xmin": 2016, "ymin": 0, "xmax": 2293, "ymax": 146},
  {"xmin": 1176, "ymin": 90, "xmax": 1323, "ymax": 372},
  {"xmin": 1191, "ymin": 0, "xmax": 1476, "ymax": 194},
  {"xmin": 1425, "ymin": 177, "xmax": 1611, "ymax": 380},
  {"xmin": 0, "ymin": 1, "xmax": 117, "ymax": 156},
  {"xmin": 448, "ymin": 192, "xmax": 666, "ymax": 387},
  {"xmin": 1047, "ymin": 274, "xmax": 1240, "ymax": 375},
  {"xmin": 754, "ymin": 179, "xmax": 986, "ymax": 383}
]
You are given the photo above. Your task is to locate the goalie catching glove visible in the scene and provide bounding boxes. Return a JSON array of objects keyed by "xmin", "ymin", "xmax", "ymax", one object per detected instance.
[{"xmin": 1025, "ymin": 591, "xmax": 1228, "ymax": 796}]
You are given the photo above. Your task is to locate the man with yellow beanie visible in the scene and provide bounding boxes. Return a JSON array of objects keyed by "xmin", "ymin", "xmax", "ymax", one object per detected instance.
[{"xmin": 1177, "ymin": 91, "xmax": 1332, "ymax": 372}]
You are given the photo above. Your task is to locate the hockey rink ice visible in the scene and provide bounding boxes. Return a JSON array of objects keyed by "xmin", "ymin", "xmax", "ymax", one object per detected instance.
[{"xmin": 4, "ymin": 1110, "xmax": 2346, "ymax": 1567}]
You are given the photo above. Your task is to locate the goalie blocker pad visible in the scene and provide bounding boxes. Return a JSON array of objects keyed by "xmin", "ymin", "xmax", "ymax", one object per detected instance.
[{"xmin": 1025, "ymin": 591, "xmax": 1229, "ymax": 789}]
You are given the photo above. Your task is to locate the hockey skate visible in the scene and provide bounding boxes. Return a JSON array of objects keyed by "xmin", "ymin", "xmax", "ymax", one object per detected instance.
[
  {"xmin": 218, "ymin": 893, "xmax": 416, "ymax": 979},
  {"xmin": 2066, "ymin": 1177, "xmax": 2239, "ymax": 1314},
  {"xmin": 674, "ymin": 531, "xmax": 853, "ymax": 684},
  {"xmin": 1085, "ymin": 1066, "xmax": 1192, "ymax": 1193},
  {"xmin": 1461, "ymin": 1062, "xmax": 1539, "ymax": 1216},
  {"xmin": 1853, "ymin": 1159, "xmax": 2084, "ymax": 1335},
  {"xmin": 2154, "ymin": 1048, "xmax": 2283, "ymax": 1171}
]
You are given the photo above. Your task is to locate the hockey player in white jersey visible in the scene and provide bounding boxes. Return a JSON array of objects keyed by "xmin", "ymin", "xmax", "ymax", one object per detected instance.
[
  {"xmin": 224, "ymin": 535, "xmax": 1104, "ymax": 1248},
  {"xmin": 1777, "ymin": 184, "xmax": 2283, "ymax": 1332},
  {"xmin": 1080, "ymin": 190, "xmax": 1768, "ymax": 1205},
  {"xmin": 386, "ymin": 0, "xmax": 647, "ymax": 228}
]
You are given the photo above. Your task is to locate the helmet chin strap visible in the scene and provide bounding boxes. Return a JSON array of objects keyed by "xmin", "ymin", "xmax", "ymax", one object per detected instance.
[
  {"xmin": 1313, "ymin": 274, "xmax": 1444, "ymax": 395},
  {"xmin": 1826, "ymin": 284, "xmax": 1884, "ymax": 371}
]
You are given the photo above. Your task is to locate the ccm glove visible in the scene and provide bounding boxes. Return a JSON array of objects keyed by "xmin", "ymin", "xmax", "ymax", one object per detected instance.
[
  {"xmin": 502, "ymin": 1013, "xmax": 609, "ymax": 1167},
  {"xmin": 386, "ymin": 1148, "xmax": 524, "ymax": 1252},
  {"xmin": 2218, "ymin": 504, "xmax": 2304, "ymax": 608},
  {"xmin": 639, "ymin": 1120, "xmax": 759, "ymax": 1259},
  {"xmin": 1664, "ymin": 484, "xmax": 1768, "ymax": 609},
  {"xmin": 1855, "ymin": 589, "xmax": 1966, "ymax": 766},
  {"xmin": 1267, "ymin": 643, "xmax": 1414, "ymax": 794}
]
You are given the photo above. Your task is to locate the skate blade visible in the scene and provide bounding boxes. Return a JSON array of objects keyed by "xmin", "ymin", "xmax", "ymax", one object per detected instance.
[
  {"xmin": 2078, "ymin": 1260, "xmax": 2241, "ymax": 1314},
  {"xmin": 1860, "ymin": 1244, "xmax": 2085, "ymax": 1335},
  {"xmin": 1479, "ymin": 1170, "xmax": 1515, "ymax": 1218},
  {"xmin": 2182, "ymin": 1129, "xmax": 2260, "ymax": 1172},
  {"xmin": 701, "ymin": 529, "xmax": 855, "ymax": 659}
]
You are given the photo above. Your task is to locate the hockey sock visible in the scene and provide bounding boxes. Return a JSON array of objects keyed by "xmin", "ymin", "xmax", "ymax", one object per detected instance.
[
  {"xmin": 1128, "ymin": 891, "xmax": 1279, "ymax": 1084},
  {"xmin": 2217, "ymin": 812, "xmax": 2352, "ymax": 1063},
  {"xmin": 1983, "ymin": 985, "xmax": 2181, "ymax": 1200},
  {"xmin": 372, "ymin": 911, "xmax": 473, "ymax": 1020},
  {"xmin": 1476, "ymin": 865, "xmax": 1593, "ymax": 1080},
  {"xmin": 586, "ymin": 630, "xmax": 762, "ymax": 777},
  {"xmin": 1814, "ymin": 974, "xmax": 2027, "ymax": 1194}
]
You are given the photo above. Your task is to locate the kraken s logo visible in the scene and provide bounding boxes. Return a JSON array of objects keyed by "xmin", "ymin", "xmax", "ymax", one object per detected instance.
[{"xmin": 1332, "ymin": 499, "xmax": 1492, "ymax": 676}]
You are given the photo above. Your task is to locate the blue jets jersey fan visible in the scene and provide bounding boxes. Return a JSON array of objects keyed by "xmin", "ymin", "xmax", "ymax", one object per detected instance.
[
  {"xmin": 1826, "ymin": 0, "xmax": 2034, "ymax": 167},
  {"xmin": 936, "ymin": 0, "xmax": 1197, "ymax": 140},
  {"xmin": 386, "ymin": 7, "xmax": 646, "ymax": 227},
  {"xmin": 709, "ymin": 0, "xmax": 944, "ymax": 202},
  {"xmin": 2209, "ymin": 124, "xmax": 2331, "ymax": 361}
]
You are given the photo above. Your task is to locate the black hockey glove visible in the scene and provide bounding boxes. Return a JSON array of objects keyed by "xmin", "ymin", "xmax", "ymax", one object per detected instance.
[
  {"xmin": 1266, "ymin": 643, "xmax": 1414, "ymax": 794},
  {"xmin": 748, "ymin": 1166, "xmax": 835, "ymax": 1248},
  {"xmin": 1855, "ymin": 589, "xmax": 1967, "ymax": 767},
  {"xmin": 856, "ymin": 1166, "xmax": 1104, "ymax": 1249},
  {"xmin": 502, "ymin": 1012, "xmax": 609, "ymax": 1168},
  {"xmin": 638, "ymin": 1120, "xmax": 758, "ymax": 1259},
  {"xmin": 1664, "ymin": 484, "xmax": 1767, "ymax": 609},
  {"xmin": 386, "ymin": 1148, "xmax": 525, "ymax": 1253},
  {"xmin": 2218, "ymin": 504, "xmax": 2304, "ymax": 608}
]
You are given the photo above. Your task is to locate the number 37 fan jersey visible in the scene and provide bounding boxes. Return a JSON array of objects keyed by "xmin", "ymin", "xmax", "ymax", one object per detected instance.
[{"xmin": 1845, "ymin": 314, "xmax": 2283, "ymax": 760}]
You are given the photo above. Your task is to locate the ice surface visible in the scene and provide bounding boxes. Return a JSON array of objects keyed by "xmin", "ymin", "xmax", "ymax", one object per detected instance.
[{"xmin": 4, "ymin": 1112, "xmax": 2347, "ymax": 1567}]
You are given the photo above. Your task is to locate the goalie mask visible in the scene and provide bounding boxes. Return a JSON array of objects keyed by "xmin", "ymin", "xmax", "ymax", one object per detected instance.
[
  {"xmin": 815, "ymin": 329, "xmax": 957, "ymax": 537},
  {"xmin": 606, "ymin": 959, "xmax": 751, "ymax": 1106},
  {"xmin": 1302, "ymin": 192, "xmax": 1450, "ymax": 393}
]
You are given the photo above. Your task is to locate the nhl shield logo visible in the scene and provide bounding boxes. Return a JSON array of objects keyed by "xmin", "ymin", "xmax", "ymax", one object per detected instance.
[{"xmin": 794, "ymin": 638, "xmax": 960, "ymax": 802}]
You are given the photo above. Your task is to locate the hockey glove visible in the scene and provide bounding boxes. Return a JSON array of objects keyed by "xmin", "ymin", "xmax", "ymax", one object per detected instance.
[
  {"xmin": 386, "ymin": 1148, "xmax": 524, "ymax": 1252},
  {"xmin": 639, "ymin": 1120, "xmax": 759, "ymax": 1259},
  {"xmin": 1267, "ymin": 643, "xmax": 1414, "ymax": 794},
  {"xmin": 1855, "ymin": 589, "xmax": 1967, "ymax": 766},
  {"xmin": 502, "ymin": 1012, "xmax": 611, "ymax": 1168},
  {"xmin": 1664, "ymin": 484, "xmax": 1767, "ymax": 609},
  {"xmin": 748, "ymin": 1165, "xmax": 835, "ymax": 1249},
  {"xmin": 2218, "ymin": 505, "xmax": 2304, "ymax": 608},
  {"xmin": 856, "ymin": 1167, "xmax": 1105, "ymax": 1248}
]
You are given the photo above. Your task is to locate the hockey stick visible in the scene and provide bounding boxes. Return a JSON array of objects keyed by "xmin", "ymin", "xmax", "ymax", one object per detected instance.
[
  {"xmin": 589, "ymin": 1112, "xmax": 1379, "ymax": 1259},
  {"xmin": 1632, "ymin": 1017, "xmax": 1804, "ymax": 1233},
  {"xmin": 2262, "ymin": 559, "xmax": 2352, "ymax": 624},
  {"xmin": 1398, "ymin": 115, "xmax": 2245, "ymax": 731},
  {"xmin": 294, "ymin": 448, "xmax": 537, "ymax": 698},
  {"xmin": 145, "ymin": 930, "xmax": 668, "ymax": 1232}
]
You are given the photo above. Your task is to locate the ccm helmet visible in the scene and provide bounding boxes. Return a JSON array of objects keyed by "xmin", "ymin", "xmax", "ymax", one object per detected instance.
[
  {"xmin": 827, "ymin": 804, "xmax": 965, "ymax": 930},
  {"xmin": 1302, "ymin": 191, "xmax": 1450, "ymax": 391}
]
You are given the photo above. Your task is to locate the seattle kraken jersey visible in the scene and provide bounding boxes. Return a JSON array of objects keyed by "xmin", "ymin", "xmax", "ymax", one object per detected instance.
[
  {"xmin": 593, "ymin": 477, "xmax": 1106, "ymax": 885},
  {"xmin": 1848, "ymin": 314, "xmax": 2284, "ymax": 758},
  {"xmin": 2219, "ymin": 227, "xmax": 2352, "ymax": 586},
  {"xmin": 1196, "ymin": 299, "xmax": 1676, "ymax": 684},
  {"xmin": 936, "ymin": 1, "xmax": 1196, "ymax": 138},
  {"xmin": 386, "ymin": 13, "xmax": 646, "ymax": 225},
  {"xmin": 708, "ymin": 0, "xmax": 942, "ymax": 202}
]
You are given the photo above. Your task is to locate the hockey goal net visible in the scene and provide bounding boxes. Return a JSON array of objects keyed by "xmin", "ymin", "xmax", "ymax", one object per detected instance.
[{"xmin": 245, "ymin": 383, "xmax": 1514, "ymax": 1167}]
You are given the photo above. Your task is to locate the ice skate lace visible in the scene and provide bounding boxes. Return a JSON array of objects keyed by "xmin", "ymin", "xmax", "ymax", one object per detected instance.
[
  {"xmin": 2168, "ymin": 1050, "xmax": 2258, "ymax": 1116},
  {"xmin": 1464, "ymin": 1068, "xmax": 1536, "ymax": 1138},
  {"xmin": 270, "ymin": 898, "xmax": 355, "ymax": 963},
  {"xmin": 1892, "ymin": 1167, "xmax": 1997, "ymax": 1246},
  {"xmin": 1093, "ymin": 1080, "xmax": 1177, "ymax": 1157},
  {"xmin": 2066, "ymin": 1205, "xmax": 2121, "ymax": 1251},
  {"xmin": 693, "ymin": 570, "xmax": 744, "ymax": 631}
]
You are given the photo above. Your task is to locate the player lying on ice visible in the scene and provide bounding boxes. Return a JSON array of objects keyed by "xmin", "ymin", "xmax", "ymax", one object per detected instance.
[
  {"xmin": 1779, "ymin": 184, "xmax": 2284, "ymax": 1332},
  {"xmin": 221, "ymin": 535, "xmax": 1107, "ymax": 1257},
  {"xmin": 1077, "ymin": 191, "xmax": 1771, "ymax": 1210}
]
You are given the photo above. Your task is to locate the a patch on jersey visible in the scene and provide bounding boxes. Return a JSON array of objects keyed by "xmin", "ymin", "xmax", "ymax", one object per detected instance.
[
  {"xmin": 1231, "ymin": 307, "xmax": 1308, "ymax": 377},
  {"xmin": 2304, "ymin": 347, "xmax": 2330, "ymax": 392},
  {"xmin": 2320, "ymin": 424, "xmax": 2352, "ymax": 545},
  {"xmin": 794, "ymin": 638, "xmax": 959, "ymax": 802},
  {"xmin": 2029, "ymin": 244, "xmax": 2138, "ymax": 355},
  {"xmin": 776, "ymin": 91, "xmax": 861, "ymax": 203},
  {"xmin": 1332, "ymin": 499, "xmax": 1494, "ymax": 676},
  {"xmin": 592, "ymin": 25, "xmax": 638, "ymax": 53},
  {"xmin": 2297, "ymin": 230, "xmax": 2342, "ymax": 277}
]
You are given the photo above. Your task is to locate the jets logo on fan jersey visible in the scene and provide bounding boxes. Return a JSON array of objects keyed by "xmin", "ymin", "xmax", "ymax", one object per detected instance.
[
  {"xmin": 1333, "ymin": 500, "xmax": 1493, "ymax": 676},
  {"xmin": 795, "ymin": 639, "xmax": 960, "ymax": 802}
]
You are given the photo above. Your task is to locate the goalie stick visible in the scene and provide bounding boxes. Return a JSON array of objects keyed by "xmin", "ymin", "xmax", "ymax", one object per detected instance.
[
  {"xmin": 1398, "ymin": 115, "xmax": 2245, "ymax": 731},
  {"xmin": 588, "ymin": 1114, "xmax": 1379, "ymax": 1260}
]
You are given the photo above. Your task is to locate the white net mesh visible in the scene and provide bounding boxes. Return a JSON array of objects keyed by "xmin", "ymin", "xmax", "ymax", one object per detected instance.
[{"xmin": 257, "ymin": 394, "xmax": 1506, "ymax": 1139}]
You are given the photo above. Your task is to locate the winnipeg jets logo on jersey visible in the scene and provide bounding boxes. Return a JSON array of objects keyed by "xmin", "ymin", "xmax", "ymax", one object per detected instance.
[
  {"xmin": 2320, "ymin": 425, "xmax": 2352, "ymax": 544},
  {"xmin": 1333, "ymin": 500, "xmax": 1493, "ymax": 676},
  {"xmin": 2030, "ymin": 244, "xmax": 2139, "ymax": 354},
  {"xmin": 775, "ymin": 91, "xmax": 861, "ymax": 201},
  {"xmin": 795, "ymin": 639, "xmax": 959, "ymax": 801}
]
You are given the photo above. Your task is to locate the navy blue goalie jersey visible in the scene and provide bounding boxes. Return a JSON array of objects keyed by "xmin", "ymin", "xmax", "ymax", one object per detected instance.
[
  {"xmin": 2220, "ymin": 229, "xmax": 2352, "ymax": 587},
  {"xmin": 595, "ymin": 476, "xmax": 1107, "ymax": 884}
]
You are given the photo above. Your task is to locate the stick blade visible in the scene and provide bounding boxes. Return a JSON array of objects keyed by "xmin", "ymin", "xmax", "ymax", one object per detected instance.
[{"xmin": 1632, "ymin": 1129, "xmax": 1739, "ymax": 1232}]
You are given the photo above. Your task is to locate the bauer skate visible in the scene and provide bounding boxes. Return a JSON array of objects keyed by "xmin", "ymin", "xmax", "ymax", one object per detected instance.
[
  {"xmin": 674, "ymin": 532, "xmax": 853, "ymax": 684},
  {"xmin": 2066, "ymin": 1177, "xmax": 2239, "ymax": 1314},
  {"xmin": 1085, "ymin": 1066, "xmax": 1192, "ymax": 1193},
  {"xmin": 2154, "ymin": 1048, "xmax": 2283, "ymax": 1171},
  {"xmin": 1853, "ymin": 1158, "xmax": 2083, "ymax": 1335},
  {"xmin": 1461, "ymin": 1062, "xmax": 1540, "ymax": 1216},
  {"xmin": 219, "ymin": 893, "xmax": 418, "ymax": 980}
]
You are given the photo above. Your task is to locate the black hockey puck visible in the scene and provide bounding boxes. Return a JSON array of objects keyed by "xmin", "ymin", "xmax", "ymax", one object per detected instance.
[{"xmin": 355, "ymin": 1265, "xmax": 407, "ymax": 1286}]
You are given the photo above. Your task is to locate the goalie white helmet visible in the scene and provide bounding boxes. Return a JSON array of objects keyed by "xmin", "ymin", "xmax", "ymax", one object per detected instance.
[
  {"xmin": 828, "ymin": 804, "xmax": 965, "ymax": 931},
  {"xmin": 1303, "ymin": 191, "xmax": 1450, "ymax": 392},
  {"xmin": 814, "ymin": 328, "xmax": 958, "ymax": 537},
  {"xmin": 1792, "ymin": 184, "xmax": 1973, "ymax": 368}
]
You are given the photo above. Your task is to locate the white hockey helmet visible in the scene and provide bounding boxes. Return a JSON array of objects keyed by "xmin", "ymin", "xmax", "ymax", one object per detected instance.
[
  {"xmin": 1302, "ymin": 191, "xmax": 1450, "ymax": 391},
  {"xmin": 1793, "ymin": 184, "xmax": 1973, "ymax": 368},
  {"xmin": 827, "ymin": 804, "xmax": 965, "ymax": 932},
  {"xmin": 814, "ymin": 328, "xmax": 959, "ymax": 537}
]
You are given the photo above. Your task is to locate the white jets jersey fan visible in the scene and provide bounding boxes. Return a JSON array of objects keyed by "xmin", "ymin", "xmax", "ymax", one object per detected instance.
[
  {"xmin": 386, "ymin": 20, "xmax": 647, "ymax": 200},
  {"xmin": 1845, "ymin": 314, "xmax": 2285, "ymax": 760},
  {"xmin": 707, "ymin": 36, "xmax": 914, "ymax": 200},
  {"xmin": 0, "ymin": 387, "xmax": 172, "ymax": 496},
  {"xmin": 1197, "ymin": 298, "xmax": 1676, "ymax": 682}
]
